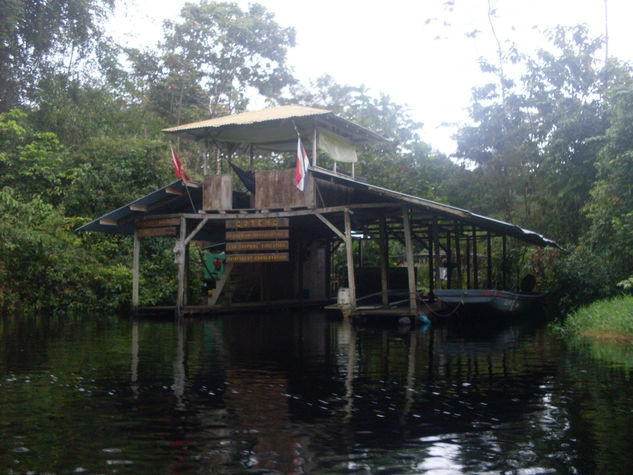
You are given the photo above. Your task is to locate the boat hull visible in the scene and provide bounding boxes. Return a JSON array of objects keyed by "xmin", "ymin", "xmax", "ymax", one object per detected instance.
[{"xmin": 434, "ymin": 289, "xmax": 545, "ymax": 315}]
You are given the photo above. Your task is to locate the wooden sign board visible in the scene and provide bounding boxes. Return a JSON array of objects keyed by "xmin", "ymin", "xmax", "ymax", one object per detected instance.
[
  {"xmin": 137, "ymin": 217, "xmax": 180, "ymax": 228},
  {"xmin": 138, "ymin": 226, "xmax": 178, "ymax": 238},
  {"xmin": 226, "ymin": 241, "xmax": 289, "ymax": 252},
  {"xmin": 225, "ymin": 215, "xmax": 290, "ymax": 263},
  {"xmin": 226, "ymin": 217, "xmax": 289, "ymax": 229},
  {"xmin": 226, "ymin": 229, "xmax": 289, "ymax": 241},
  {"xmin": 227, "ymin": 253, "xmax": 289, "ymax": 263}
]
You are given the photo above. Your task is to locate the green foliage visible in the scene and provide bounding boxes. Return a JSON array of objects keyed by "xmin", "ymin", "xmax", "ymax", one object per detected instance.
[
  {"xmin": 584, "ymin": 77, "xmax": 633, "ymax": 281},
  {"xmin": 616, "ymin": 276, "xmax": 633, "ymax": 293},
  {"xmin": 128, "ymin": 1, "xmax": 296, "ymax": 124},
  {"xmin": 63, "ymin": 136, "xmax": 172, "ymax": 217},
  {"xmin": 0, "ymin": 109, "xmax": 71, "ymax": 206},
  {"xmin": 556, "ymin": 295, "xmax": 633, "ymax": 337},
  {"xmin": 0, "ymin": 0, "xmax": 117, "ymax": 111},
  {"xmin": 544, "ymin": 246, "xmax": 618, "ymax": 314},
  {"xmin": 0, "ymin": 188, "xmax": 126, "ymax": 314}
]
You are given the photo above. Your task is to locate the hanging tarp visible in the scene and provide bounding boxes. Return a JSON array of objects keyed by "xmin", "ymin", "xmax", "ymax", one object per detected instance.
[{"xmin": 317, "ymin": 128, "xmax": 358, "ymax": 163}]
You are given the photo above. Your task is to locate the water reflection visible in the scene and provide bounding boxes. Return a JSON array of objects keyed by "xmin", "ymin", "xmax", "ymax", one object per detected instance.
[{"xmin": 1, "ymin": 311, "xmax": 632, "ymax": 473}]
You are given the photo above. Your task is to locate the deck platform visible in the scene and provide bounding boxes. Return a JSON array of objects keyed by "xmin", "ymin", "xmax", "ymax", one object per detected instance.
[{"xmin": 137, "ymin": 298, "xmax": 331, "ymax": 317}]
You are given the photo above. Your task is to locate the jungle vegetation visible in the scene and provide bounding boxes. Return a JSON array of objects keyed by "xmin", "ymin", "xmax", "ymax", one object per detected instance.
[{"xmin": 1, "ymin": 0, "xmax": 632, "ymax": 316}]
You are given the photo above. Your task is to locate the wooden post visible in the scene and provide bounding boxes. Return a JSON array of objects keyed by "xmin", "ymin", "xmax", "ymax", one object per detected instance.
[
  {"xmin": 402, "ymin": 207, "xmax": 417, "ymax": 315},
  {"xmin": 176, "ymin": 216, "xmax": 187, "ymax": 314},
  {"xmin": 455, "ymin": 224, "xmax": 462, "ymax": 288},
  {"xmin": 203, "ymin": 140, "xmax": 209, "ymax": 176},
  {"xmin": 215, "ymin": 146, "xmax": 221, "ymax": 175},
  {"xmin": 184, "ymin": 241, "xmax": 190, "ymax": 306},
  {"xmin": 433, "ymin": 215, "xmax": 441, "ymax": 290},
  {"xmin": 312, "ymin": 127, "xmax": 318, "ymax": 168},
  {"xmin": 502, "ymin": 234, "xmax": 507, "ymax": 290},
  {"xmin": 344, "ymin": 209, "xmax": 356, "ymax": 312},
  {"xmin": 466, "ymin": 236, "xmax": 471, "ymax": 288},
  {"xmin": 379, "ymin": 217, "xmax": 389, "ymax": 306},
  {"xmin": 446, "ymin": 230, "xmax": 452, "ymax": 289},
  {"xmin": 472, "ymin": 226, "xmax": 479, "ymax": 289},
  {"xmin": 487, "ymin": 231, "xmax": 493, "ymax": 288},
  {"xmin": 132, "ymin": 230, "xmax": 140, "ymax": 310},
  {"xmin": 428, "ymin": 229, "xmax": 435, "ymax": 293}
]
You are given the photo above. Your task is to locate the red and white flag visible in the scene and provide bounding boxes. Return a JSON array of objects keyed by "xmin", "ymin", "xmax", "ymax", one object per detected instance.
[
  {"xmin": 170, "ymin": 144, "xmax": 190, "ymax": 182},
  {"xmin": 295, "ymin": 136, "xmax": 310, "ymax": 191}
]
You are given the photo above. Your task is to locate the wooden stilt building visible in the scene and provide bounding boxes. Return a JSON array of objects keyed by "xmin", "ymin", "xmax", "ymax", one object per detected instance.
[{"xmin": 79, "ymin": 105, "xmax": 559, "ymax": 318}]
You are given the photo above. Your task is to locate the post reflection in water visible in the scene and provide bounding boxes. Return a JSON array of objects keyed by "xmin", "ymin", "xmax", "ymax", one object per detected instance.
[{"xmin": 1, "ymin": 311, "xmax": 633, "ymax": 473}]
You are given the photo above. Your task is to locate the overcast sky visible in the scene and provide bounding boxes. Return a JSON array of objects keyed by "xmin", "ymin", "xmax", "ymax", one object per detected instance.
[{"xmin": 109, "ymin": 0, "xmax": 633, "ymax": 155}]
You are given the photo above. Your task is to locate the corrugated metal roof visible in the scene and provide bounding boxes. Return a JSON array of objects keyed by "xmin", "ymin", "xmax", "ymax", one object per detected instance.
[
  {"xmin": 76, "ymin": 180, "xmax": 202, "ymax": 234},
  {"xmin": 78, "ymin": 168, "xmax": 560, "ymax": 249},
  {"xmin": 162, "ymin": 104, "xmax": 388, "ymax": 149},
  {"xmin": 309, "ymin": 168, "xmax": 561, "ymax": 249},
  {"xmin": 163, "ymin": 105, "xmax": 330, "ymax": 132}
]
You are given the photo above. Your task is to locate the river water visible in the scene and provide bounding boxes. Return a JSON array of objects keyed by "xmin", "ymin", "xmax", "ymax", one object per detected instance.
[{"xmin": 1, "ymin": 310, "xmax": 632, "ymax": 473}]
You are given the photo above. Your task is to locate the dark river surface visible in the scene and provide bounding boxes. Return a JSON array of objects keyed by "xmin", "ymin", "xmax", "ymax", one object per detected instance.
[{"xmin": 1, "ymin": 310, "xmax": 633, "ymax": 474}]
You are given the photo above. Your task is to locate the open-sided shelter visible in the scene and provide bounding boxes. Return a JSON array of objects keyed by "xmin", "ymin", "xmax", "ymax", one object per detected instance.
[{"xmin": 79, "ymin": 105, "xmax": 558, "ymax": 317}]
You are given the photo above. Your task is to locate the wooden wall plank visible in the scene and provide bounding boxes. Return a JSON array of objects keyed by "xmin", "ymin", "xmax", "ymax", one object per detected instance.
[
  {"xmin": 203, "ymin": 174, "xmax": 233, "ymax": 211},
  {"xmin": 254, "ymin": 169, "xmax": 315, "ymax": 209}
]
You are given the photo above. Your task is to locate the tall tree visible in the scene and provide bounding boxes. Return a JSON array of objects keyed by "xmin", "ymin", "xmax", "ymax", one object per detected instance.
[
  {"xmin": 129, "ymin": 1, "xmax": 296, "ymax": 125},
  {"xmin": 0, "ymin": 0, "xmax": 116, "ymax": 111},
  {"xmin": 455, "ymin": 25, "xmax": 611, "ymax": 244},
  {"xmin": 584, "ymin": 66, "xmax": 633, "ymax": 279}
]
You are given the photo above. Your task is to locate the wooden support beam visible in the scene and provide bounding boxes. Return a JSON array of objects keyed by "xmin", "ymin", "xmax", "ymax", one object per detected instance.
[
  {"xmin": 402, "ymin": 207, "xmax": 417, "ymax": 314},
  {"xmin": 184, "ymin": 241, "xmax": 190, "ymax": 306},
  {"xmin": 466, "ymin": 236, "xmax": 471, "ymax": 288},
  {"xmin": 446, "ymin": 231, "xmax": 452, "ymax": 289},
  {"xmin": 487, "ymin": 231, "xmax": 493, "ymax": 288},
  {"xmin": 472, "ymin": 226, "xmax": 479, "ymax": 289},
  {"xmin": 315, "ymin": 213, "xmax": 345, "ymax": 240},
  {"xmin": 144, "ymin": 202, "xmax": 402, "ymax": 222},
  {"xmin": 312, "ymin": 126, "xmax": 318, "ymax": 168},
  {"xmin": 428, "ymin": 229, "xmax": 435, "ymax": 293},
  {"xmin": 129, "ymin": 204, "xmax": 148, "ymax": 212},
  {"xmin": 204, "ymin": 140, "xmax": 210, "ymax": 176},
  {"xmin": 433, "ymin": 215, "xmax": 441, "ymax": 290},
  {"xmin": 209, "ymin": 263, "xmax": 234, "ymax": 306},
  {"xmin": 166, "ymin": 187, "xmax": 184, "ymax": 196},
  {"xmin": 99, "ymin": 218, "xmax": 117, "ymax": 226},
  {"xmin": 379, "ymin": 217, "xmax": 389, "ymax": 306},
  {"xmin": 502, "ymin": 234, "xmax": 507, "ymax": 290},
  {"xmin": 132, "ymin": 231, "xmax": 140, "ymax": 310},
  {"xmin": 176, "ymin": 216, "xmax": 187, "ymax": 315},
  {"xmin": 344, "ymin": 209, "xmax": 356, "ymax": 312},
  {"xmin": 184, "ymin": 217, "xmax": 209, "ymax": 246},
  {"xmin": 456, "ymin": 224, "xmax": 463, "ymax": 288}
]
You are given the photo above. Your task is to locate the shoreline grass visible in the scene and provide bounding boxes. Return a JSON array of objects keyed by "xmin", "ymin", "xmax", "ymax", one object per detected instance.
[{"xmin": 557, "ymin": 295, "xmax": 633, "ymax": 339}]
